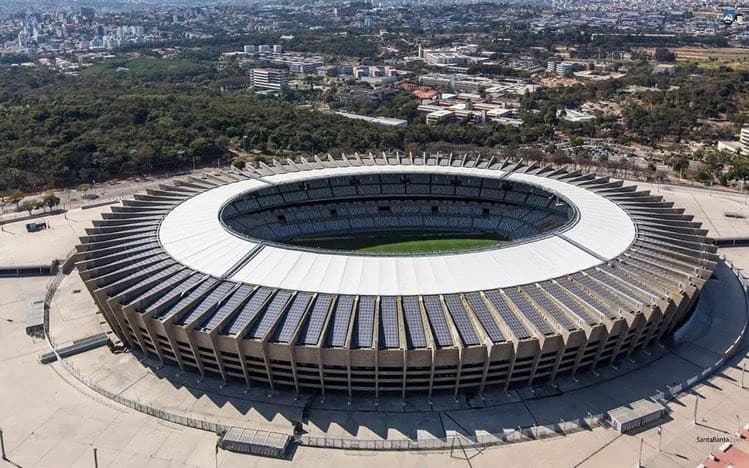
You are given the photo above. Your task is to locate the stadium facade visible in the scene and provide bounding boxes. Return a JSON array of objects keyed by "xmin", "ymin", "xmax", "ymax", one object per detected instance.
[{"xmin": 76, "ymin": 154, "xmax": 717, "ymax": 401}]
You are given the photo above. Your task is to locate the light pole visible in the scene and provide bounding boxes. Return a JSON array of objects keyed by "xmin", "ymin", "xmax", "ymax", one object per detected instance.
[
  {"xmin": 694, "ymin": 395, "xmax": 699, "ymax": 424},
  {"xmin": 93, "ymin": 447, "xmax": 98, "ymax": 468},
  {"xmin": 1, "ymin": 427, "xmax": 6, "ymax": 460},
  {"xmin": 657, "ymin": 426, "xmax": 662, "ymax": 452},
  {"xmin": 637, "ymin": 437, "xmax": 644, "ymax": 468},
  {"xmin": 738, "ymin": 415, "xmax": 741, "ymax": 436}
]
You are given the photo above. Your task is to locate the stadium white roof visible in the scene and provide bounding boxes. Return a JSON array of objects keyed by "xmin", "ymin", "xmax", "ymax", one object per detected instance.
[{"xmin": 158, "ymin": 165, "xmax": 636, "ymax": 296}]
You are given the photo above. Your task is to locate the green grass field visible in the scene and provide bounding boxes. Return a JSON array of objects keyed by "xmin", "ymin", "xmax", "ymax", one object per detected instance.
[{"xmin": 292, "ymin": 232, "xmax": 507, "ymax": 254}]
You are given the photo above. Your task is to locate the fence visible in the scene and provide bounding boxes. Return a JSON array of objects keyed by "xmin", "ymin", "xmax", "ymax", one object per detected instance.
[
  {"xmin": 56, "ymin": 356, "xmax": 228, "ymax": 434},
  {"xmin": 42, "ymin": 254, "xmax": 68, "ymax": 337},
  {"xmin": 42, "ymin": 251, "xmax": 231, "ymax": 436},
  {"xmin": 300, "ymin": 414, "xmax": 606, "ymax": 450}
]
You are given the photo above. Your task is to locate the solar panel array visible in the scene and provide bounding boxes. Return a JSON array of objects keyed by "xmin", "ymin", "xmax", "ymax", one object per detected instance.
[
  {"xmin": 116, "ymin": 264, "xmax": 183, "ymax": 302},
  {"xmin": 273, "ymin": 292, "xmax": 313, "ymax": 343},
  {"xmin": 327, "ymin": 295, "xmax": 355, "ymax": 347},
  {"xmin": 622, "ymin": 257, "xmax": 684, "ymax": 287},
  {"xmin": 353, "ymin": 296, "xmax": 376, "ymax": 348},
  {"xmin": 573, "ymin": 273, "xmax": 634, "ymax": 314},
  {"xmin": 130, "ymin": 269, "xmax": 193, "ymax": 306},
  {"xmin": 402, "ymin": 296, "xmax": 427, "ymax": 348},
  {"xmin": 145, "ymin": 274, "xmax": 203, "ymax": 315},
  {"xmin": 177, "ymin": 282, "xmax": 235, "ymax": 326},
  {"xmin": 606, "ymin": 266, "xmax": 664, "ymax": 299},
  {"xmin": 464, "ymin": 293, "xmax": 505, "ymax": 343},
  {"xmin": 102, "ymin": 257, "xmax": 172, "ymax": 291},
  {"xmin": 522, "ymin": 286, "xmax": 577, "ymax": 331},
  {"xmin": 555, "ymin": 277, "xmax": 616, "ymax": 320},
  {"xmin": 443, "ymin": 295, "xmax": 480, "ymax": 346},
  {"xmin": 588, "ymin": 269, "xmax": 649, "ymax": 305},
  {"xmin": 87, "ymin": 247, "xmax": 161, "ymax": 276},
  {"xmin": 224, "ymin": 287, "xmax": 273, "ymax": 335},
  {"xmin": 540, "ymin": 282, "xmax": 597, "ymax": 326},
  {"xmin": 156, "ymin": 278, "xmax": 218, "ymax": 321},
  {"xmin": 200, "ymin": 284, "xmax": 254, "ymax": 331},
  {"xmin": 299, "ymin": 294, "xmax": 333, "ymax": 345},
  {"xmin": 423, "ymin": 296, "xmax": 453, "ymax": 347},
  {"xmin": 247, "ymin": 290, "xmax": 293, "ymax": 339},
  {"xmin": 484, "ymin": 290, "xmax": 531, "ymax": 339},
  {"xmin": 504, "ymin": 288, "xmax": 555, "ymax": 335},
  {"xmin": 379, "ymin": 297, "xmax": 400, "ymax": 349}
]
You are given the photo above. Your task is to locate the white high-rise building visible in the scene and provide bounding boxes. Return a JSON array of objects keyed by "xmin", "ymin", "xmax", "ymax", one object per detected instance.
[{"xmin": 249, "ymin": 68, "xmax": 289, "ymax": 91}]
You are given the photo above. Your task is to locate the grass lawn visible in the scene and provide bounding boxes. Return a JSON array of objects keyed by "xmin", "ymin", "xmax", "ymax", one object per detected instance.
[{"xmin": 292, "ymin": 232, "xmax": 507, "ymax": 254}]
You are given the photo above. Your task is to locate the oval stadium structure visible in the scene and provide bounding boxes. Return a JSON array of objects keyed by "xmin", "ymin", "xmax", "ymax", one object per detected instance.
[{"xmin": 76, "ymin": 154, "xmax": 717, "ymax": 400}]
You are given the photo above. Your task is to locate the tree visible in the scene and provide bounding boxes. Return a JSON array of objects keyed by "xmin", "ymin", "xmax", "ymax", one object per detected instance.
[
  {"xmin": 669, "ymin": 156, "xmax": 690, "ymax": 178},
  {"xmin": 42, "ymin": 192, "xmax": 61, "ymax": 211},
  {"xmin": 19, "ymin": 200, "xmax": 35, "ymax": 216},
  {"xmin": 232, "ymin": 159, "xmax": 246, "ymax": 170},
  {"xmin": 6, "ymin": 190, "xmax": 24, "ymax": 207},
  {"xmin": 654, "ymin": 48, "xmax": 676, "ymax": 63}
]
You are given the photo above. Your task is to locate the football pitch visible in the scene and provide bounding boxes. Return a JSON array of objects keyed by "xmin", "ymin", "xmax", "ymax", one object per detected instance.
[{"xmin": 292, "ymin": 232, "xmax": 507, "ymax": 254}]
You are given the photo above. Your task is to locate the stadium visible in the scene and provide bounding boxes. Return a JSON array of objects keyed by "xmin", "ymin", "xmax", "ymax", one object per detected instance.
[{"xmin": 75, "ymin": 153, "xmax": 717, "ymax": 401}]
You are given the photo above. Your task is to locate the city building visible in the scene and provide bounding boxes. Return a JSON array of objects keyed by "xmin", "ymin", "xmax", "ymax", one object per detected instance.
[
  {"xmin": 333, "ymin": 111, "xmax": 408, "ymax": 127},
  {"xmin": 249, "ymin": 68, "xmax": 288, "ymax": 91},
  {"xmin": 653, "ymin": 64, "xmax": 677, "ymax": 75},
  {"xmin": 547, "ymin": 61, "xmax": 575, "ymax": 75},
  {"xmin": 718, "ymin": 127, "xmax": 749, "ymax": 155},
  {"xmin": 557, "ymin": 108, "xmax": 596, "ymax": 123}
]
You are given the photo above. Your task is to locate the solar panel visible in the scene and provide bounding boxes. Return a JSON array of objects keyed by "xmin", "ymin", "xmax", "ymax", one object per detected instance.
[
  {"xmin": 504, "ymin": 289, "xmax": 555, "ymax": 335},
  {"xmin": 623, "ymin": 256, "xmax": 686, "ymax": 285},
  {"xmin": 114, "ymin": 263, "xmax": 181, "ymax": 301},
  {"xmin": 247, "ymin": 290, "xmax": 293, "ymax": 339},
  {"xmin": 576, "ymin": 272, "xmax": 639, "ymax": 311},
  {"xmin": 586, "ymin": 270, "xmax": 650, "ymax": 310},
  {"xmin": 556, "ymin": 277, "xmax": 617, "ymax": 320},
  {"xmin": 273, "ymin": 292, "xmax": 313, "ymax": 343},
  {"xmin": 605, "ymin": 265, "xmax": 664, "ymax": 299},
  {"xmin": 589, "ymin": 269, "xmax": 651, "ymax": 304},
  {"xmin": 443, "ymin": 295, "xmax": 479, "ymax": 346},
  {"xmin": 199, "ymin": 284, "xmax": 254, "ymax": 331},
  {"xmin": 177, "ymin": 282, "xmax": 235, "ymax": 326},
  {"xmin": 539, "ymin": 282, "xmax": 597, "ymax": 326},
  {"xmin": 522, "ymin": 286, "xmax": 577, "ymax": 331},
  {"xmin": 223, "ymin": 287, "xmax": 273, "ymax": 335},
  {"xmin": 299, "ymin": 294, "xmax": 333, "ymax": 345},
  {"xmin": 353, "ymin": 296, "xmax": 376, "ymax": 348},
  {"xmin": 423, "ymin": 296, "xmax": 453, "ymax": 347},
  {"xmin": 464, "ymin": 293, "xmax": 505, "ymax": 343},
  {"xmin": 484, "ymin": 290, "xmax": 530, "ymax": 339},
  {"xmin": 326, "ymin": 296, "xmax": 355, "ymax": 347},
  {"xmin": 145, "ymin": 274, "xmax": 203, "ymax": 315},
  {"xmin": 86, "ymin": 246, "xmax": 162, "ymax": 277},
  {"xmin": 156, "ymin": 277, "xmax": 218, "ymax": 321},
  {"xmin": 129, "ymin": 269, "xmax": 192, "ymax": 306},
  {"xmin": 99, "ymin": 256, "xmax": 171, "ymax": 289},
  {"xmin": 379, "ymin": 296, "xmax": 399, "ymax": 349},
  {"xmin": 402, "ymin": 296, "xmax": 427, "ymax": 348}
]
